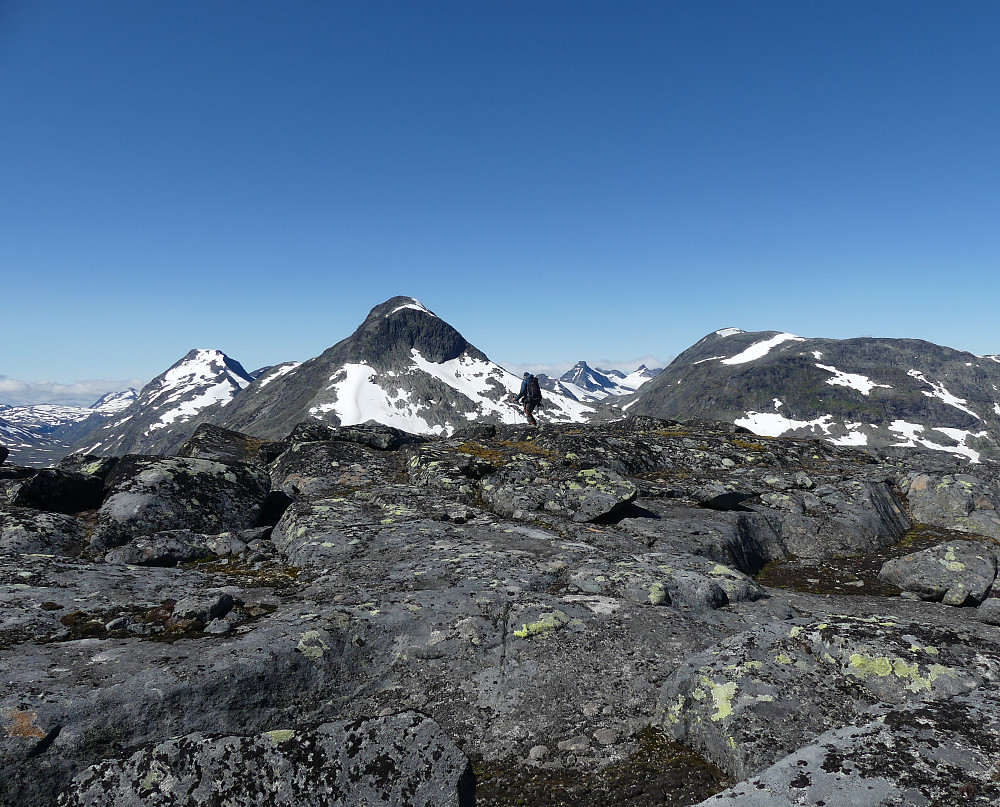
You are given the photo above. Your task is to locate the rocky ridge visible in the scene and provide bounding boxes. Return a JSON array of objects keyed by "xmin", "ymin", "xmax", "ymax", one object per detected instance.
[{"xmin": 4, "ymin": 415, "xmax": 1000, "ymax": 805}]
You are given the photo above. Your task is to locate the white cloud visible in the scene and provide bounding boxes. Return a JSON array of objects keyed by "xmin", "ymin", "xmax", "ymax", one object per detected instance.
[
  {"xmin": 500, "ymin": 355, "xmax": 670, "ymax": 378},
  {"xmin": 0, "ymin": 376, "xmax": 146, "ymax": 407}
]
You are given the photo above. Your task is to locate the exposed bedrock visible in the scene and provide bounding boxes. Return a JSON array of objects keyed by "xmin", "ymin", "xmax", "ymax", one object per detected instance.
[{"xmin": 5, "ymin": 417, "xmax": 1000, "ymax": 806}]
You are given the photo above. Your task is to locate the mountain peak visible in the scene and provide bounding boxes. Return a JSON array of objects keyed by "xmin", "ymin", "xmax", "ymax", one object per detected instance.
[{"xmin": 337, "ymin": 297, "xmax": 481, "ymax": 367}]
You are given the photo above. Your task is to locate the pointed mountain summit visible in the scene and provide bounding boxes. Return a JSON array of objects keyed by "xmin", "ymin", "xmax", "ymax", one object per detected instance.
[
  {"xmin": 211, "ymin": 296, "xmax": 591, "ymax": 439},
  {"xmin": 76, "ymin": 349, "xmax": 253, "ymax": 456},
  {"xmin": 539, "ymin": 360, "xmax": 662, "ymax": 402},
  {"xmin": 89, "ymin": 388, "xmax": 139, "ymax": 414},
  {"xmin": 630, "ymin": 328, "xmax": 1000, "ymax": 462}
]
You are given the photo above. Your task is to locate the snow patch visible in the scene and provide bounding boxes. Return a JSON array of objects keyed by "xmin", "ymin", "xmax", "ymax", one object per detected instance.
[
  {"xmin": 386, "ymin": 298, "xmax": 436, "ymax": 318},
  {"xmin": 734, "ymin": 411, "xmax": 835, "ymax": 437},
  {"xmin": 889, "ymin": 420, "xmax": 984, "ymax": 463},
  {"xmin": 715, "ymin": 328, "xmax": 744, "ymax": 338},
  {"xmin": 256, "ymin": 363, "xmax": 301, "ymax": 389},
  {"xmin": 906, "ymin": 370, "xmax": 980, "ymax": 419},
  {"xmin": 815, "ymin": 364, "xmax": 891, "ymax": 396},
  {"xmin": 721, "ymin": 333, "xmax": 805, "ymax": 365}
]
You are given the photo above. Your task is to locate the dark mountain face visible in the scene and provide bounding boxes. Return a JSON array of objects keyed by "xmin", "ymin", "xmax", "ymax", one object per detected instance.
[
  {"xmin": 630, "ymin": 328, "xmax": 1000, "ymax": 462},
  {"xmin": 326, "ymin": 296, "xmax": 488, "ymax": 368}
]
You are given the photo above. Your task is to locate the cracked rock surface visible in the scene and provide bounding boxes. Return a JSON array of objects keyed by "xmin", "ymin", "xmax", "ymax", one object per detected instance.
[{"xmin": 4, "ymin": 417, "xmax": 1000, "ymax": 806}]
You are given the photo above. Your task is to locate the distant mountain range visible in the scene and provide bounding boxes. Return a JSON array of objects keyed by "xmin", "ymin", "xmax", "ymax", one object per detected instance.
[
  {"xmin": 6, "ymin": 308, "xmax": 1000, "ymax": 467},
  {"xmin": 0, "ymin": 389, "xmax": 138, "ymax": 466},
  {"xmin": 537, "ymin": 361, "xmax": 661, "ymax": 402},
  {"xmin": 71, "ymin": 297, "xmax": 598, "ymax": 457},
  {"xmin": 629, "ymin": 327, "xmax": 1000, "ymax": 462}
]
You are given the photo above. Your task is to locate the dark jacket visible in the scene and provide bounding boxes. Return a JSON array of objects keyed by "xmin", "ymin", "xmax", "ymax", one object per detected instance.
[{"xmin": 516, "ymin": 376, "xmax": 540, "ymax": 403}]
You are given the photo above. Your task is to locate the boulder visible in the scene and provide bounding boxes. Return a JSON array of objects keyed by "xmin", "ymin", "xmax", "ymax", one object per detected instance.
[
  {"xmin": 902, "ymin": 471, "xmax": 1000, "ymax": 540},
  {"xmin": 0, "ymin": 505, "xmax": 86, "ymax": 555},
  {"xmin": 58, "ymin": 712, "xmax": 473, "ymax": 807},
  {"xmin": 104, "ymin": 530, "xmax": 240, "ymax": 567},
  {"xmin": 269, "ymin": 440, "xmax": 401, "ymax": 498},
  {"xmin": 285, "ymin": 420, "xmax": 337, "ymax": 443},
  {"xmin": 176, "ymin": 423, "xmax": 264, "ymax": 465},
  {"xmin": 5, "ymin": 469, "xmax": 104, "ymax": 514},
  {"xmin": 754, "ymin": 479, "xmax": 910, "ymax": 558},
  {"xmin": 0, "ymin": 444, "xmax": 8, "ymax": 465},
  {"xmin": 480, "ymin": 463, "xmax": 638, "ymax": 523},
  {"xmin": 90, "ymin": 456, "xmax": 270, "ymax": 551},
  {"xmin": 330, "ymin": 421, "xmax": 427, "ymax": 451},
  {"xmin": 696, "ymin": 701, "xmax": 1000, "ymax": 806},
  {"xmin": 878, "ymin": 540, "xmax": 998, "ymax": 605},
  {"xmin": 57, "ymin": 454, "xmax": 119, "ymax": 483}
]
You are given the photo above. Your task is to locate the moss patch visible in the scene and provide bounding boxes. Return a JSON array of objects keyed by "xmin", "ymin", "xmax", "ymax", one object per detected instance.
[
  {"xmin": 757, "ymin": 524, "xmax": 983, "ymax": 597},
  {"xmin": 472, "ymin": 727, "xmax": 730, "ymax": 806}
]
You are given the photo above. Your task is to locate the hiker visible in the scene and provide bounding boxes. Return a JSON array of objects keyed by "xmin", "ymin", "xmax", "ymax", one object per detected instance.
[{"xmin": 515, "ymin": 372, "xmax": 543, "ymax": 426}]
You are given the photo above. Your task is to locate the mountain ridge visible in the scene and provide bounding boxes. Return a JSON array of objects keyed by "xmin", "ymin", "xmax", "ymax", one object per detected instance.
[{"xmin": 630, "ymin": 327, "xmax": 1000, "ymax": 461}]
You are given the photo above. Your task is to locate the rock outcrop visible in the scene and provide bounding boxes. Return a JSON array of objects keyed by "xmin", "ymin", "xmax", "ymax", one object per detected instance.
[{"xmin": 4, "ymin": 416, "xmax": 1000, "ymax": 806}]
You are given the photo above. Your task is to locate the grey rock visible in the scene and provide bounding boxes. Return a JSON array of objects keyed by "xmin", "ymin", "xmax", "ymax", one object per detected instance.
[
  {"xmin": 270, "ymin": 440, "xmax": 401, "ymax": 499},
  {"xmin": 658, "ymin": 613, "xmax": 998, "ymax": 781},
  {"xmin": 171, "ymin": 591, "xmax": 236, "ymax": 622},
  {"xmin": 0, "ymin": 505, "xmax": 86, "ymax": 555},
  {"xmin": 329, "ymin": 421, "xmax": 427, "ymax": 451},
  {"xmin": 695, "ymin": 698, "xmax": 1000, "ymax": 806},
  {"xmin": 104, "ymin": 530, "xmax": 215, "ymax": 567},
  {"xmin": 56, "ymin": 454, "xmax": 119, "ymax": 483},
  {"xmin": 480, "ymin": 463, "xmax": 637, "ymax": 523},
  {"xmin": 878, "ymin": 539, "xmax": 998, "ymax": 605},
  {"xmin": 977, "ymin": 598, "xmax": 1000, "ymax": 625},
  {"xmin": 91, "ymin": 456, "xmax": 270, "ymax": 551},
  {"xmin": 58, "ymin": 712, "xmax": 472, "ymax": 807},
  {"xmin": 902, "ymin": 471, "xmax": 1000, "ymax": 539},
  {"xmin": 176, "ymin": 423, "xmax": 264, "ymax": 465}
]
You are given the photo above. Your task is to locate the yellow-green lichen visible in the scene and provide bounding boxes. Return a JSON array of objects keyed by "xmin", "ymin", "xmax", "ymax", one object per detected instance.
[
  {"xmin": 698, "ymin": 677, "xmax": 738, "ymax": 722},
  {"xmin": 296, "ymin": 630, "xmax": 329, "ymax": 660},
  {"xmin": 648, "ymin": 583, "xmax": 668, "ymax": 606},
  {"xmin": 265, "ymin": 729, "xmax": 296, "ymax": 745},
  {"xmin": 513, "ymin": 610, "xmax": 571, "ymax": 639}
]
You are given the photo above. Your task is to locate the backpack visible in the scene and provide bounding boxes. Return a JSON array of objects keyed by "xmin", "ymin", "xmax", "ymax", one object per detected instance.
[{"xmin": 527, "ymin": 375, "xmax": 542, "ymax": 403}]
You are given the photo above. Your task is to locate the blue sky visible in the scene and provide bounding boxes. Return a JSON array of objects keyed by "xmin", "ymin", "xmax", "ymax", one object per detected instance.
[{"xmin": 2, "ymin": 1, "xmax": 998, "ymax": 402}]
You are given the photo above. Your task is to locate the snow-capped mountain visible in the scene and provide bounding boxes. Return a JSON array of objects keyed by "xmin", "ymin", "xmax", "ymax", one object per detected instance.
[
  {"xmin": 630, "ymin": 328, "xmax": 1000, "ymax": 462},
  {"xmin": 75, "ymin": 351, "xmax": 253, "ymax": 456},
  {"xmin": 538, "ymin": 361, "xmax": 661, "ymax": 402},
  {"xmin": 209, "ymin": 297, "xmax": 593, "ymax": 440},
  {"xmin": 0, "ymin": 388, "xmax": 139, "ymax": 466}
]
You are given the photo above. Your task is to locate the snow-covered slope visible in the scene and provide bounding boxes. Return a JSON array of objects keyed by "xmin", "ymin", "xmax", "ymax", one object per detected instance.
[
  {"xmin": 76, "ymin": 351, "xmax": 252, "ymax": 456},
  {"xmin": 211, "ymin": 297, "xmax": 593, "ymax": 440},
  {"xmin": 631, "ymin": 328, "xmax": 1000, "ymax": 463}
]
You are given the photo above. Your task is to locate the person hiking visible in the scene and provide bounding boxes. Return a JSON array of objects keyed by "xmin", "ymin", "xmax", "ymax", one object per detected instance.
[{"xmin": 515, "ymin": 372, "xmax": 543, "ymax": 426}]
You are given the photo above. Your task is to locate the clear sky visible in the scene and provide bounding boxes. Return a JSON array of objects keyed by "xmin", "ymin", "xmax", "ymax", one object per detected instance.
[{"xmin": 2, "ymin": 1, "xmax": 998, "ymax": 403}]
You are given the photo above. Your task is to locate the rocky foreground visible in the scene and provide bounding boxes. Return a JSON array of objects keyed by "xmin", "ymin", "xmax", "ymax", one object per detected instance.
[{"xmin": 3, "ymin": 418, "xmax": 1000, "ymax": 806}]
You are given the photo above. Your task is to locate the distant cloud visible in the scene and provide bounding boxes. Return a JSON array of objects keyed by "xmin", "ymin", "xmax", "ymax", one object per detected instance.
[
  {"xmin": 499, "ymin": 355, "xmax": 671, "ymax": 378},
  {"xmin": 0, "ymin": 377, "xmax": 145, "ymax": 407}
]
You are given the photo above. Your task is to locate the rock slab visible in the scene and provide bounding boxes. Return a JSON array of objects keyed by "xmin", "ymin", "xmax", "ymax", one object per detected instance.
[{"xmin": 58, "ymin": 711, "xmax": 473, "ymax": 807}]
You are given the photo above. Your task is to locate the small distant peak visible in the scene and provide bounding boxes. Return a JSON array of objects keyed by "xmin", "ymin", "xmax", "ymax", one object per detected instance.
[{"xmin": 715, "ymin": 328, "xmax": 745, "ymax": 338}]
